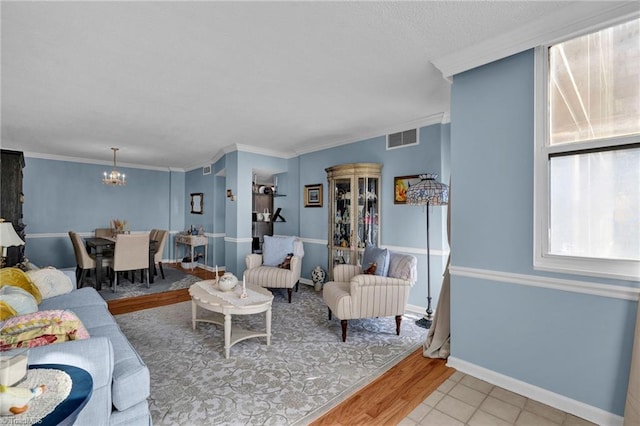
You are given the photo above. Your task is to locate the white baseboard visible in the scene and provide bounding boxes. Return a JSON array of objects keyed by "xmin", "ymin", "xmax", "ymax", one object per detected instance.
[{"xmin": 447, "ymin": 357, "xmax": 624, "ymax": 426}]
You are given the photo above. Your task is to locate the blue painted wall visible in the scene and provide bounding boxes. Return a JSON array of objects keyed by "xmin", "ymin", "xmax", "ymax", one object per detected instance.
[
  {"xmin": 449, "ymin": 50, "xmax": 637, "ymax": 415},
  {"xmin": 23, "ymin": 158, "xmax": 172, "ymax": 268},
  {"xmin": 294, "ymin": 124, "xmax": 449, "ymax": 309},
  {"xmin": 21, "ymin": 123, "xmax": 449, "ymax": 313}
]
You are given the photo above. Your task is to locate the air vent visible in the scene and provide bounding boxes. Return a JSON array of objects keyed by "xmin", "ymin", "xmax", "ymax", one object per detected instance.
[
  {"xmin": 387, "ymin": 129, "xmax": 418, "ymax": 149},
  {"xmin": 203, "ymin": 165, "xmax": 211, "ymax": 175}
]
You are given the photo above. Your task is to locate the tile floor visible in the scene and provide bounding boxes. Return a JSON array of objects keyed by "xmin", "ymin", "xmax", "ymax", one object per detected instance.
[{"xmin": 399, "ymin": 371, "xmax": 598, "ymax": 426}]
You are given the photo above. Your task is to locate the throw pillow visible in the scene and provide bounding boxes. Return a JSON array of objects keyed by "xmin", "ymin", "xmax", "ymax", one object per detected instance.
[
  {"xmin": 278, "ymin": 253, "xmax": 293, "ymax": 270},
  {"xmin": 362, "ymin": 245, "xmax": 390, "ymax": 277},
  {"xmin": 0, "ymin": 286, "xmax": 38, "ymax": 320},
  {"xmin": 26, "ymin": 268, "xmax": 74, "ymax": 299},
  {"xmin": 388, "ymin": 254, "xmax": 417, "ymax": 281},
  {"xmin": 0, "ymin": 310, "xmax": 90, "ymax": 351},
  {"xmin": 0, "ymin": 301, "xmax": 17, "ymax": 321},
  {"xmin": 263, "ymin": 236, "xmax": 296, "ymax": 267},
  {"xmin": 0, "ymin": 268, "xmax": 43, "ymax": 304}
]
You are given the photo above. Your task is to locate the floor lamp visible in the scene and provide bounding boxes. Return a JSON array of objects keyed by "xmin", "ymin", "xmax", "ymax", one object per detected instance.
[{"xmin": 406, "ymin": 174, "xmax": 449, "ymax": 329}]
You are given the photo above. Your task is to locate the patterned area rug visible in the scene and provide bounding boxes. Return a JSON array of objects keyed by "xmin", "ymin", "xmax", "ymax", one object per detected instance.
[
  {"xmin": 98, "ymin": 267, "xmax": 201, "ymax": 301},
  {"xmin": 115, "ymin": 285, "xmax": 427, "ymax": 425}
]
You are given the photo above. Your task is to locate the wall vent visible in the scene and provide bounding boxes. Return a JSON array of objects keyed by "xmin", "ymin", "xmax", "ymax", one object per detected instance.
[
  {"xmin": 387, "ymin": 129, "xmax": 418, "ymax": 149},
  {"xmin": 203, "ymin": 165, "xmax": 211, "ymax": 175}
]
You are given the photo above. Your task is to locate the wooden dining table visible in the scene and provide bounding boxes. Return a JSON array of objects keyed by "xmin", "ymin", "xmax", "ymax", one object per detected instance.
[{"xmin": 85, "ymin": 237, "xmax": 158, "ymax": 291}]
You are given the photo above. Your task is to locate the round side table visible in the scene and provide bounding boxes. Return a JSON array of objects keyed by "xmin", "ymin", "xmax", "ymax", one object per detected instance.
[{"xmin": 28, "ymin": 364, "xmax": 93, "ymax": 426}]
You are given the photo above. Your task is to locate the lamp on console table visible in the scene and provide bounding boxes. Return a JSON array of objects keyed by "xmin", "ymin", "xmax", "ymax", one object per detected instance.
[{"xmin": 0, "ymin": 219, "xmax": 25, "ymax": 268}]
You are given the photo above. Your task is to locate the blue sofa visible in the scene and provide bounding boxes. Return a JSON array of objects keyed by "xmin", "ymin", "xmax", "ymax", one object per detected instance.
[{"xmin": 27, "ymin": 272, "xmax": 151, "ymax": 425}]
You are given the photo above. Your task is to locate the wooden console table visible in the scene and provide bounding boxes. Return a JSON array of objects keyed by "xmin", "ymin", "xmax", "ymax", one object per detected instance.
[{"xmin": 175, "ymin": 234, "xmax": 208, "ymax": 269}]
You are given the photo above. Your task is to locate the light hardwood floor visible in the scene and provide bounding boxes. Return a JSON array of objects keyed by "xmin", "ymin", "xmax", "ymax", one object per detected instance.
[{"xmin": 107, "ymin": 263, "xmax": 453, "ymax": 424}]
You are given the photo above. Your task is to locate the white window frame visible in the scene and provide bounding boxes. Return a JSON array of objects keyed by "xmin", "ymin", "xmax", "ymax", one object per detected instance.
[{"xmin": 533, "ymin": 22, "xmax": 640, "ymax": 282}]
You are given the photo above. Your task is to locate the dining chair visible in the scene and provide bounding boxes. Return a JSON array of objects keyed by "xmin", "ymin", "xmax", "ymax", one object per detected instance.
[
  {"xmin": 152, "ymin": 230, "xmax": 168, "ymax": 279},
  {"xmin": 112, "ymin": 233, "xmax": 150, "ymax": 292},
  {"xmin": 95, "ymin": 228, "xmax": 114, "ymax": 238},
  {"xmin": 69, "ymin": 231, "xmax": 113, "ymax": 288}
]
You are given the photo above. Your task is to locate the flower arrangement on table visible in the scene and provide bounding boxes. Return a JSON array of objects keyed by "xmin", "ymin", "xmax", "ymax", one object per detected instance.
[{"xmin": 112, "ymin": 219, "xmax": 127, "ymax": 234}]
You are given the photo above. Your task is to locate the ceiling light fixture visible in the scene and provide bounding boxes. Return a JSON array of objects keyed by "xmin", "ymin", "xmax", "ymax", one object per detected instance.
[{"xmin": 102, "ymin": 147, "xmax": 126, "ymax": 186}]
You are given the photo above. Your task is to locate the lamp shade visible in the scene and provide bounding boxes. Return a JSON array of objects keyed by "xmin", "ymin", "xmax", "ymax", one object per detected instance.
[
  {"xmin": 406, "ymin": 174, "xmax": 449, "ymax": 206},
  {"xmin": 0, "ymin": 222, "xmax": 25, "ymax": 247}
]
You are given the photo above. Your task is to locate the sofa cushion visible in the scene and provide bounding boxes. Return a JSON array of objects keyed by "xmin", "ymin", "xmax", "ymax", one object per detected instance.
[
  {"xmin": 26, "ymin": 268, "xmax": 74, "ymax": 299},
  {"xmin": 362, "ymin": 245, "xmax": 390, "ymax": 276},
  {"xmin": 0, "ymin": 286, "xmax": 38, "ymax": 319},
  {"xmin": 0, "ymin": 309, "xmax": 90, "ymax": 350},
  {"xmin": 38, "ymin": 287, "xmax": 107, "ymax": 311},
  {"xmin": 90, "ymin": 325, "xmax": 150, "ymax": 411},
  {"xmin": 0, "ymin": 267, "xmax": 43, "ymax": 304},
  {"xmin": 263, "ymin": 235, "xmax": 296, "ymax": 266},
  {"xmin": 41, "ymin": 287, "xmax": 150, "ymax": 412}
]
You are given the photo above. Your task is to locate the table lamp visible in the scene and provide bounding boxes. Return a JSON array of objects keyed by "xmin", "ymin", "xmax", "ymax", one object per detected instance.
[{"xmin": 0, "ymin": 219, "xmax": 25, "ymax": 268}]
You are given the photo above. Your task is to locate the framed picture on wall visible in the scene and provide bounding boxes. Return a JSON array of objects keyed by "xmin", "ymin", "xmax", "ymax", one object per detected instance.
[
  {"xmin": 304, "ymin": 184, "xmax": 323, "ymax": 208},
  {"xmin": 394, "ymin": 175, "xmax": 420, "ymax": 204},
  {"xmin": 190, "ymin": 192, "xmax": 203, "ymax": 214}
]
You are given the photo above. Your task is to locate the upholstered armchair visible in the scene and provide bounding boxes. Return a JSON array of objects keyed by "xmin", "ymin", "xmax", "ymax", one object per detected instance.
[
  {"xmin": 245, "ymin": 236, "xmax": 304, "ymax": 303},
  {"xmin": 323, "ymin": 250, "xmax": 417, "ymax": 342}
]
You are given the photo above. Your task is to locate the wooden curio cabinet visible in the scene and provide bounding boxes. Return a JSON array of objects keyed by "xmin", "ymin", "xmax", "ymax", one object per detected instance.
[
  {"xmin": 0, "ymin": 150, "xmax": 26, "ymax": 267},
  {"xmin": 326, "ymin": 163, "xmax": 382, "ymax": 279}
]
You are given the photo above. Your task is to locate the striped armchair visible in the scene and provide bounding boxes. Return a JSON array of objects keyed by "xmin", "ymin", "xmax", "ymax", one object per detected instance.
[
  {"xmin": 245, "ymin": 238, "xmax": 304, "ymax": 303},
  {"xmin": 323, "ymin": 252, "xmax": 417, "ymax": 342}
]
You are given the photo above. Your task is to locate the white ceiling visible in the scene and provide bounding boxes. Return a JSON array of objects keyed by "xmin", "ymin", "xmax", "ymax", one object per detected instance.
[{"xmin": 1, "ymin": 1, "xmax": 634, "ymax": 170}]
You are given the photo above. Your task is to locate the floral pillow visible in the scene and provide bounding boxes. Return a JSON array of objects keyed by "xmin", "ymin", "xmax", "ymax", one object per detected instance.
[{"xmin": 0, "ymin": 310, "xmax": 90, "ymax": 351}]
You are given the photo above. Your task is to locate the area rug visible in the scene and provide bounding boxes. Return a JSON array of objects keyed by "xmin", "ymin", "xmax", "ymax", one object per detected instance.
[
  {"xmin": 115, "ymin": 285, "xmax": 427, "ymax": 425},
  {"xmin": 98, "ymin": 266, "xmax": 201, "ymax": 301}
]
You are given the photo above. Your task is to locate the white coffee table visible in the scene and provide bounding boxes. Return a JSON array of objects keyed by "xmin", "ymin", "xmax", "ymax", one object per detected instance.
[{"xmin": 188, "ymin": 281, "xmax": 273, "ymax": 359}]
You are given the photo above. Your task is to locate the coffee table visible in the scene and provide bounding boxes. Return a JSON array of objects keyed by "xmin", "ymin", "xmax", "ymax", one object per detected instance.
[{"xmin": 189, "ymin": 281, "xmax": 273, "ymax": 358}]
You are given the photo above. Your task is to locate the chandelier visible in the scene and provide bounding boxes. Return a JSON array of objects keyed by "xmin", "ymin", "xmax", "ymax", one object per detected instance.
[{"xmin": 102, "ymin": 147, "xmax": 126, "ymax": 186}]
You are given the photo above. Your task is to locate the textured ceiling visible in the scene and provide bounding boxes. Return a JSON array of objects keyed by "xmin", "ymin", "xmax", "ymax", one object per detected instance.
[{"xmin": 0, "ymin": 1, "xmax": 625, "ymax": 170}]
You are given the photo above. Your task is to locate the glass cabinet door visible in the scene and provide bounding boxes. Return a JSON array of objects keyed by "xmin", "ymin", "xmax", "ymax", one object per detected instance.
[
  {"xmin": 331, "ymin": 177, "xmax": 353, "ymax": 267},
  {"xmin": 356, "ymin": 176, "xmax": 379, "ymax": 265},
  {"xmin": 326, "ymin": 163, "xmax": 382, "ymax": 280}
]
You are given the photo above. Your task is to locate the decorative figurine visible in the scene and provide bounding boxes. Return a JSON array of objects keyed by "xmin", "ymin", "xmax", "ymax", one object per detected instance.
[{"xmin": 0, "ymin": 384, "xmax": 46, "ymax": 415}]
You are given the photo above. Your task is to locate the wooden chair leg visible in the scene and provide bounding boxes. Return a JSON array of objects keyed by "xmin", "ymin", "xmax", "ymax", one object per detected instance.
[
  {"xmin": 79, "ymin": 269, "xmax": 87, "ymax": 288},
  {"xmin": 341, "ymin": 320, "xmax": 348, "ymax": 342},
  {"xmin": 287, "ymin": 288, "xmax": 292, "ymax": 303},
  {"xmin": 328, "ymin": 308, "xmax": 332, "ymax": 320},
  {"xmin": 295, "ymin": 281, "xmax": 299, "ymax": 292},
  {"xmin": 159, "ymin": 262, "xmax": 165, "ymax": 279},
  {"xmin": 395, "ymin": 315, "xmax": 402, "ymax": 336}
]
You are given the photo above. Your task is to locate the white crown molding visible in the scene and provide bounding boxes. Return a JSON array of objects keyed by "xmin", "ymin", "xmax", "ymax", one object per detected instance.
[
  {"xmin": 22, "ymin": 151, "xmax": 178, "ymax": 172},
  {"xmin": 450, "ymin": 266, "xmax": 640, "ymax": 301},
  {"xmin": 295, "ymin": 112, "xmax": 447, "ymax": 156},
  {"xmin": 234, "ymin": 143, "xmax": 298, "ymax": 159},
  {"xmin": 447, "ymin": 357, "xmax": 623, "ymax": 426},
  {"xmin": 179, "ymin": 113, "xmax": 451, "ymax": 169},
  {"xmin": 432, "ymin": 2, "xmax": 640, "ymax": 78}
]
